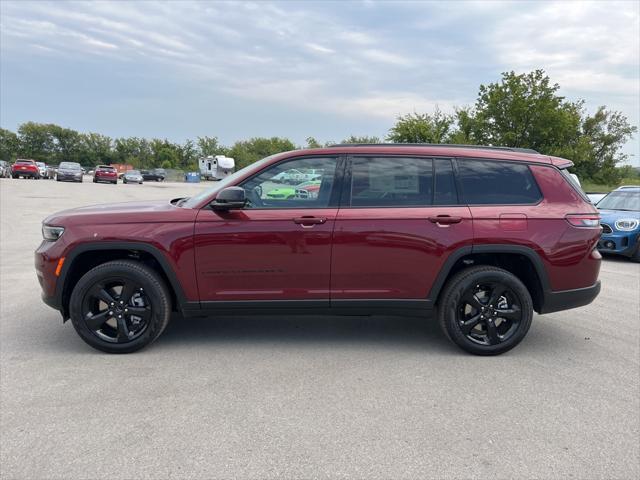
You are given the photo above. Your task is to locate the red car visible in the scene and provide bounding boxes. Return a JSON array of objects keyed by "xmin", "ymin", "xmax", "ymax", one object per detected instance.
[
  {"xmin": 12, "ymin": 159, "xmax": 40, "ymax": 179},
  {"xmin": 93, "ymin": 165, "xmax": 118, "ymax": 184},
  {"xmin": 36, "ymin": 144, "xmax": 601, "ymax": 355}
]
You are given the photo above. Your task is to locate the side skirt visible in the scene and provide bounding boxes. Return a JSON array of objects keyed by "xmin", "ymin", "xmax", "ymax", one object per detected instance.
[{"xmin": 183, "ymin": 299, "xmax": 434, "ymax": 318}]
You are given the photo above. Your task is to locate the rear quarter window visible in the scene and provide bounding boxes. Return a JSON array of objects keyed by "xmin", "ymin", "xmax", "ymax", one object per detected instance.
[{"xmin": 457, "ymin": 159, "xmax": 542, "ymax": 205}]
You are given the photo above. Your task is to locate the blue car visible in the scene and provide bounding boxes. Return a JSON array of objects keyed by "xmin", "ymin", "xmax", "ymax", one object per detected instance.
[{"xmin": 597, "ymin": 186, "xmax": 640, "ymax": 261}]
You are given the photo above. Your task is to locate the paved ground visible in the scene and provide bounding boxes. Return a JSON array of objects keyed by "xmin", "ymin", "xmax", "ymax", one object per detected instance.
[{"xmin": 1, "ymin": 177, "xmax": 639, "ymax": 479}]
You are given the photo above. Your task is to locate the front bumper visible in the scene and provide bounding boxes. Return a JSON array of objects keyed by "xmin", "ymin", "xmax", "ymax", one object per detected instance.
[
  {"xmin": 597, "ymin": 231, "xmax": 640, "ymax": 256},
  {"xmin": 58, "ymin": 173, "xmax": 83, "ymax": 181}
]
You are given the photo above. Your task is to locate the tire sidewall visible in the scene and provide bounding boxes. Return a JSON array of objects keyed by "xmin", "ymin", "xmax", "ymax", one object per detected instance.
[
  {"xmin": 69, "ymin": 262, "xmax": 170, "ymax": 353},
  {"xmin": 439, "ymin": 268, "xmax": 533, "ymax": 355}
]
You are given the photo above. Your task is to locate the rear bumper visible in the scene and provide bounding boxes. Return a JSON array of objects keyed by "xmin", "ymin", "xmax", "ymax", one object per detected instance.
[
  {"xmin": 539, "ymin": 281, "xmax": 601, "ymax": 314},
  {"xmin": 13, "ymin": 170, "xmax": 39, "ymax": 177}
]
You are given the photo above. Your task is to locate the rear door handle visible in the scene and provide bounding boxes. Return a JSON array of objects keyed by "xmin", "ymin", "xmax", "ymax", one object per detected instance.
[
  {"xmin": 293, "ymin": 216, "xmax": 326, "ymax": 227},
  {"xmin": 428, "ymin": 215, "xmax": 462, "ymax": 225}
]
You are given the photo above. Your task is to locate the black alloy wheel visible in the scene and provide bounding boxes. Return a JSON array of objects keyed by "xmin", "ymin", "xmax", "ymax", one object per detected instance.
[
  {"xmin": 69, "ymin": 260, "xmax": 171, "ymax": 353},
  {"xmin": 457, "ymin": 282, "xmax": 522, "ymax": 346},
  {"xmin": 81, "ymin": 279, "xmax": 152, "ymax": 343},
  {"xmin": 438, "ymin": 266, "xmax": 533, "ymax": 355}
]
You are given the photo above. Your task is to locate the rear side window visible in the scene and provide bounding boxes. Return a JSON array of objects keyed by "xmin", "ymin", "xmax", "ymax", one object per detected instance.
[
  {"xmin": 457, "ymin": 160, "xmax": 542, "ymax": 205},
  {"xmin": 351, "ymin": 157, "xmax": 433, "ymax": 207}
]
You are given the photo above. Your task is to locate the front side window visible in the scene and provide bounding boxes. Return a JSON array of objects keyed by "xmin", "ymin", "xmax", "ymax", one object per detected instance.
[
  {"xmin": 457, "ymin": 159, "xmax": 542, "ymax": 205},
  {"xmin": 240, "ymin": 157, "xmax": 338, "ymax": 209},
  {"xmin": 350, "ymin": 157, "xmax": 433, "ymax": 207}
]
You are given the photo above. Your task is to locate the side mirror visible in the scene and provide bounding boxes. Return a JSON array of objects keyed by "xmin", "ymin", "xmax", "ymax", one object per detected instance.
[{"xmin": 211, "ymin": 186, "xmax": 246, "ymax": 210}]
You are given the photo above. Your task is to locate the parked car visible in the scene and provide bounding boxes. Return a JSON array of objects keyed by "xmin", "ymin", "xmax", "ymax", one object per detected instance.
[
  {"xmin": 596, "ymin": 186, "xmax": 640, "ymax": 261},
  {"xmin": 35, "ymin": 161, "xmax": 48, "ymax": 178},
  {"xmin": 56, "ymin": 162, "xmax": 83, "ymax": 182},
  {"xmin": 586, "ymin": 192, "xmax": 607, "ymax": 205},
  {"xmin": 265, "ymin": 180, "xmax": 321, "ymax": 199},
  {"xmin": 141, "ymin": 168, "xmax": 166, "ymax": 182},
  {"xmin": 122, "ymin": 170, "xmax": 143, "ymax": 184},
  {"xmin": 44, "ymin": 165, "xmax": 57, "ymax": 179},
  {"xmin": 0, "ymin": 160, "xmax": 11, "ymax": 178},
  {"xmin": 12, "ymin": 159, "xmax": 40, "ymax": 179},
  {"xmin": 271, "ymin": 168, "xmax": 306, "ymax": 184},
  {"xmin": 93, "ymin": 165, "xmax": 118, "ymax": 184},
  {"xmin": 36, "ymin": 144, "xmax": 601, "ymax": 355}
]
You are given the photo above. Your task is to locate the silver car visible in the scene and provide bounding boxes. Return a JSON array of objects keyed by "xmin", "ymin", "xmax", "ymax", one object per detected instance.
[{"xmin": 122, "ymin": 170, "xmax": 144, "ymax": 184}]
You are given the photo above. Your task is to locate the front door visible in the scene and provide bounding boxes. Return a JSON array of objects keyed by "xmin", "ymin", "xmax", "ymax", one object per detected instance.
[
  {"xmin": 331, "ymin": 156, "xmax": 473, "ymax": 301},
  {"xmin": 194, "ymin": 156, "xmax": 342, "ymax": 305}
]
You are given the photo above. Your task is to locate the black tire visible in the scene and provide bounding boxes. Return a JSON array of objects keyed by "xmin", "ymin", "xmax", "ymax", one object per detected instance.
[
  {"xmin": 69, "ymin": 260, "xmax": 171, "ymax": 353},
  {"xmin": 631, "ymin": 245, "xmax": 640, "ymax": 263},
  {"xmin": 437, "ymin": 266, "xmax": 533, "ymax": 355},
  {"xmin": 112, "ymin": 181, "xmax": 117, "ymax": 185}
]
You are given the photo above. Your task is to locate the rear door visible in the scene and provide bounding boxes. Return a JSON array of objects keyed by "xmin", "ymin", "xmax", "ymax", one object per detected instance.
[{"xmin": 330, "ymin": 156, "xmax": 473, "ymax": 302}]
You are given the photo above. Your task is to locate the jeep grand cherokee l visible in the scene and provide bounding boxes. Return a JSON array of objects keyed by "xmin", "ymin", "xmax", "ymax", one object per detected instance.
[{"xmin": 36, "ymin": 144, "xmax": 601, "ymax": 355}]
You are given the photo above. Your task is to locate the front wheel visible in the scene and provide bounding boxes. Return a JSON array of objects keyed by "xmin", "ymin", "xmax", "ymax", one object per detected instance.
[
  {"xmin": 69, "ymin": 260, "xmax": 171, "ymax": 353},
  {"xmin": 437, "ymin": 266, "xmax": 533, "ymax": 355}
]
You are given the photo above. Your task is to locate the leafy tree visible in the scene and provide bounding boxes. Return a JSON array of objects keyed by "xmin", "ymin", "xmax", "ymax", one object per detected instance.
[
  {"xmin": 0, "ymin": 128, "xmax": 19, "ymax": 161},
  {"xmin": 228, "ymin": 137, "xmax": 296, "ymax": 169},
  {"xmin": 387, "ymin": 108, "xmax": 454, "ymax": 143},
  {"xmin": 305, "ymin": 136, "xmax": 323, "ymax": 148},
  {"xmin": 197, "ymin": 136, "xmax": 224, "ymax": 157},
  {"xmin": 17, "ymin": 122, "xmax": 55, "ymax": 161},
  {"xmin": 464, "ymin": 70, "xmax": 583, "ymax": 152},
  {"xmin": 81, "ymin": 133, "xmax": 113, "ymax": 166},
  {"xmin": 340, "ymin": 135, "xmax": 381, "ymax": 144}
]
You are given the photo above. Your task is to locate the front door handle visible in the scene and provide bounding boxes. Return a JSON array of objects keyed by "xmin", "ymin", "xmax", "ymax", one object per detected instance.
[
  {"xmin": 293, "ymin": 216, "xmax": 326, "ymax": 227},
  {"xmin": 428, "ymin": 215, "xmax": 462, "ymax": 225}
]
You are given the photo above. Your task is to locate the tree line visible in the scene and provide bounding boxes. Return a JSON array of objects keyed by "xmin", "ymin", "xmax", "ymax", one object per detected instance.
[{"xmin": 1, "ymin": 70, "xmax": 636, "ymax": 183}]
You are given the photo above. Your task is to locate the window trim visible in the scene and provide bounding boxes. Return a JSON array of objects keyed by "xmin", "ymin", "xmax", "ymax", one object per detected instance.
[
  {"xmin": 454, "ymin": 157, "xmax": 544, "ymax": 207},
  {"xmin": 236, "ymin": 154, "xmax": 345, "ymax": 211}
]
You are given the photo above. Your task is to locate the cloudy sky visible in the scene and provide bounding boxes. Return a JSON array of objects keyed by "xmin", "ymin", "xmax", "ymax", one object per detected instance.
[{"xmin": 1, "ymin": 0, "xmax": 639, "ymax": 163}]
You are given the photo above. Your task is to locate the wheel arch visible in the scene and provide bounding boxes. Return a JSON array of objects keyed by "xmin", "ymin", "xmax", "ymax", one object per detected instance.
[
  {"xmin": 57, "ymin": 242, "xmax": 188, "ymax": 319},
  {"xmin": 428, "ymin": 245, "xmax": 550, "ymax": 313}
]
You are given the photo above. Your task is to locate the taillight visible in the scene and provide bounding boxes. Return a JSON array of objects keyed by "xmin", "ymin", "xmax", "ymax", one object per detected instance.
[{"xmin": 565, "ymin": 214, "xmax": 600, "ymax": 227}]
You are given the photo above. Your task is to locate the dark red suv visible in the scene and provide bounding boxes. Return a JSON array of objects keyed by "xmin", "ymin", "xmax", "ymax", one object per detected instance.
[
  {"xmin": 36, "ymin": 144, "xmax": 601, "ymax": 355},
  {"xmin": 92, "ymin": 165, "xmax": 118, "ymax": 184}
]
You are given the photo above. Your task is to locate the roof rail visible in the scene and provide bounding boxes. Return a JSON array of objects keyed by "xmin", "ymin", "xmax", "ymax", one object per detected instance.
[{"xmin": 330, "ymin": 143, "xmax": 540, "ymax": 154}]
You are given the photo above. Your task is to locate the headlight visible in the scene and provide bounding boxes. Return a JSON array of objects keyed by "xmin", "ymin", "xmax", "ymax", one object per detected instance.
[
  {"xmin": 615, "ymin": 219, "xmax": 639, "ymax": 231},
  {"xmin": 42, "ymin": 225, "xmax": 65, "ymax": 241}
]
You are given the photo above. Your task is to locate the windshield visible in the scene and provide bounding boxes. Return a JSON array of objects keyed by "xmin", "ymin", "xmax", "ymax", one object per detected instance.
[
  {"xmin": 182, "ymin": 154, "xmax": 281, "ymax": 208},
  {"xmin": 59, "ymin": 162, "xmax": 81, "ymax": 170},
  {"xmin": 127, "ymin": 170, "xmax": 141, "ymax": 175},
  {"xmin": 597, "ymin": 191, "xmax": 640, "ymax": 211}
]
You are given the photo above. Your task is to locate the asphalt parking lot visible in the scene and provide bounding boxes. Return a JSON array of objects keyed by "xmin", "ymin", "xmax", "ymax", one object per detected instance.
[{"xmin": 1, "ymin": 177, "xmax": 639, "ymax": 479}]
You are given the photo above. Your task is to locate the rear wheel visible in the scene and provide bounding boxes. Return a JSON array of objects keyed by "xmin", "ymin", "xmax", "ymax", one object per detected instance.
[
  {"xmin": 69, "ymin": 260, "xmax": 171, "ymax": 353},
  {"xmin": 438, "ymin": 266, "xmax": 533, "ymax": 355}
]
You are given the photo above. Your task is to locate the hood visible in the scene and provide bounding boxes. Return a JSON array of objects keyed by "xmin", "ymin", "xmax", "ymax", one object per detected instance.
[
  {"xmin": 44, "ymin": 200, "xmax": 196, "ymax": 227},
  {"xmin": 598, "ymin": 209, "xmax": 640, "ymax": 221}
]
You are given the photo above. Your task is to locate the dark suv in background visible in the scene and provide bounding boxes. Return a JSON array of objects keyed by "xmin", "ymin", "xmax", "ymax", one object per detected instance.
[{"xmin": 36, "ymin": 144, "xmax": 601, "ymax": 355}]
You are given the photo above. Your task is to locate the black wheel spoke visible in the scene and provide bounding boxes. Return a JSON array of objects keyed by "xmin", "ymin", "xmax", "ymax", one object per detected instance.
[
  {"xmin": 496, "ymin": 307, "xmax": 520, "ymax": 321},
  {"xmin": 85, "ymin": 310, "xmax": 110, "ymax": 330},
  {"xmin": 486, "ymin": 321, "xmax": 500, "ymax": 345},
  {"xmin": 116, "ymin": 315, "xmax": 130, "ymax": 342},
  {"xmin": 488, "ymin": 285, "xmax": 507, "ymax": 306},
  {"xmin": 462, "ymin": 292, "xmax": 483, "ymax": 310},
  {"xmin": 460, "ymin": 314, "xmax": 482, "ymax": 334},
  {"xmin": 95, "ymin": 287, "xmax": 116, "ymax": 306},
  {"xmin": 119, "ymin": 282, "xmax": 136, "ymax": 304},
  {"xmin": 127, "ymin": 306, "xmax": 151, "ymax": 321}
]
